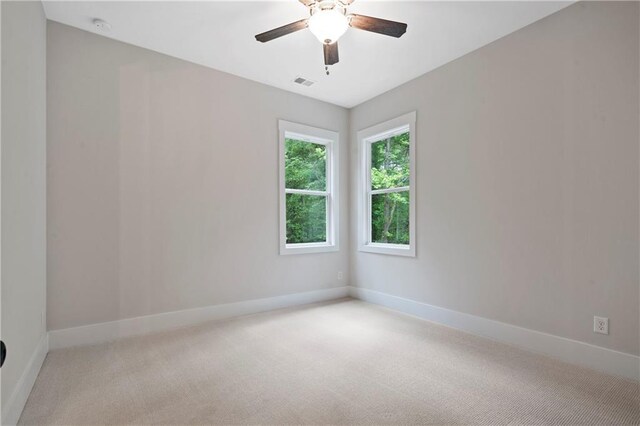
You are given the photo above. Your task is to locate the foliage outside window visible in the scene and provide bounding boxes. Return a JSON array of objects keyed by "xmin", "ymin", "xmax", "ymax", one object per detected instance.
[
  {"xmin": 279, "ymin": 121, "xmax": 338, "ymax": 255},
  {"xmin": 285, "ymin": 140, "xmax": 327, "ymax": 244},
  {"xmin": 358, "ymin": 112, "xmax": 416, "ymax": 257},
  {"xmin": 371, "ymin": 133, "xmax": 410, "ymax": 244}
]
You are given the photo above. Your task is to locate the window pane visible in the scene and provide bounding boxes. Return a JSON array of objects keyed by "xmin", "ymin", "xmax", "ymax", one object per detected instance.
[
  {"xmin": 286, "ymin": 193, "xmax": 327, "ymax": 244},
  {"xmin": 285, "ymin": 139, "xmax": 326, "ymax": 191},
  {"xmin": 371, "ymin": 191, "xmax": 409, "ymax": 244},
  {"xmin": 371, "ymin": 132, "xmax": 410, "ymax": 190}
]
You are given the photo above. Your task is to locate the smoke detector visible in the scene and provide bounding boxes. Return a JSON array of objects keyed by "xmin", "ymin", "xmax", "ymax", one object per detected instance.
[
  {"xmin": 92, "ymin": 18, "xmax": 112, "ymax": 32},
  {"xmin": 293, "ymin": 77, "xmax": 315, "ymax": 87}
]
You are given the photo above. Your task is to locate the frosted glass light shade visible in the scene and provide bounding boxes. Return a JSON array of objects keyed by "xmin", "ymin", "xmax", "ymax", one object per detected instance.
[{"xmin": 308, "ymin": 8, "xmax": 349, "ymax": 44}]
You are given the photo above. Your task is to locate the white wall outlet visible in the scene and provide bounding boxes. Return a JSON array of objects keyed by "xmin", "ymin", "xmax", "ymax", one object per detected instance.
[
  {"xmin": 594, "ymin": 316, "xmax": 609, "ymax": 335},
  {"xmin": 337, "ymin": 271, "xmax": 343, "ymax": 281}
]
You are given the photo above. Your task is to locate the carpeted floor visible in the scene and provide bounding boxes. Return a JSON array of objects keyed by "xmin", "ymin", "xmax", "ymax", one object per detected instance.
[{"xmin": 20, "ymin": 298, "xmax": 640, "ymax": 425}]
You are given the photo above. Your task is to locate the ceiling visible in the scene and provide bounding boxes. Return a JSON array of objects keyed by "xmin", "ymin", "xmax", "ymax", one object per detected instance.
[{"xmin": 42, "ymin": 1, "xmax": 573, "ymax": 108}]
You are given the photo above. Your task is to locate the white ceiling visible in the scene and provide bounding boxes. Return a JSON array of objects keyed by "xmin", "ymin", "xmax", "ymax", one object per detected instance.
[{"xmin": 42, "ymin": 1, "xmax": 572, "ymax": 108}]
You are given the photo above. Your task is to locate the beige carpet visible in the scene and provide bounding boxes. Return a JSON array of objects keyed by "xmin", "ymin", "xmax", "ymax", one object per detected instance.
[{"xmin": 20, "ymin": 299, "xmax": 640, "ymax": 425}]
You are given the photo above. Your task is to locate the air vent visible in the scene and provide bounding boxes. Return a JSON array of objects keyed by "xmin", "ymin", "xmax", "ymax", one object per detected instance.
[{"xmin": 294, "ymin": 77, "xmax": 315, "ymax": 87}]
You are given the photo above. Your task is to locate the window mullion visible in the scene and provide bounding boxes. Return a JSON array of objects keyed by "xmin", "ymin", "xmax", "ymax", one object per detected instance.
[
  {"xmin": 285, "ymin": 188, "xmax": 328, "ymax": 197},
  {"xmin": 370, "ymin": 186, "xmax": 410, "ymax": 196}
]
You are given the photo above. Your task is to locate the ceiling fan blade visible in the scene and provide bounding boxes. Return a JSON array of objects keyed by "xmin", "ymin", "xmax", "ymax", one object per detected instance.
[
  {"xmin": 255, "ymin": 19, "xmax": 308, "ymax": 43},
  {"xmin": 323, "ymin": 42, "xmax": 339, "ymax": 66},
  {"xmin": 349, "ymin": 14, "xmax": 407, "ymax": 38},
  {"xmin": 299, "ymin": 0, "xmax": 315, "ymax": 6}
]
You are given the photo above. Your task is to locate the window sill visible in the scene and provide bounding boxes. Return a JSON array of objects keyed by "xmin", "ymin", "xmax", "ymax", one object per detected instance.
[
  {"xmin": 359, "ymin": 243, "xmax": 415, "ymax": 257},
  {"xmin": 280, "ymin": 243, "xmax": 339, "ymax": 255}
]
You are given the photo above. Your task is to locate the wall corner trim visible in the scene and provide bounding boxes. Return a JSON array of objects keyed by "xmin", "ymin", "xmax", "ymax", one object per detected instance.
[
  {"xmin": 2, "ymin": 333, "xmax": 49, "ymax": 426},
  {"xmin": 49, "ymin": 286, "xmax": 351, "ymax": 350},
  {"xmin": 349, "ymin": 286, "xmax": 640, "ymax": 381}
]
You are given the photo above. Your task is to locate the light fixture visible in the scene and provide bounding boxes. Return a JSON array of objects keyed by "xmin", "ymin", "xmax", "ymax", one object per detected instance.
[
  {"xmin": 308, "ymin": 5, "xmax": 349, "ymax": 45},
  {"xmin": 255, "ymin": 0, "xmax": 408, "ymax": 69}
]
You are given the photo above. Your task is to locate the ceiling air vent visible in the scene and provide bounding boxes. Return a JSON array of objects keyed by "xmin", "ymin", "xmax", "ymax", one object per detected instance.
[{"xmin": 294, "ymin": 77, "xmax": 315, "ymax": 87}]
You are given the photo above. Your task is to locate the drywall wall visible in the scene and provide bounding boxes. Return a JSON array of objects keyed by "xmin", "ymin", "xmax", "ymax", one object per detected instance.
[
  {"xmin": 45, "ymin": 1, "xmax": 640, "ymax": 358},
  {"xmin": 1, "ymin": 0, "xmax": 47, "ymax": 421},
  {"xmin": 350, "ymin": 1, "xmax": 639, "ymax": 356},
  {"xmin": 47, "ymin": 22, "xmax": 350, "ymax": 331}
]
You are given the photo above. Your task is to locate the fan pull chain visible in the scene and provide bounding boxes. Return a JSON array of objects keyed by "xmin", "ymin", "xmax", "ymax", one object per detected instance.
[{"xmin": 325, "ymin": 66, "xmax": 330, "ymax": 75}]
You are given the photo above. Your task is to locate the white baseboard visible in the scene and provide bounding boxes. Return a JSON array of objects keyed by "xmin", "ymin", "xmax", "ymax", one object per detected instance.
[
  {"xmin": 49, "ymin": 286, "xmax": 350, "ymax": 350},
  {"xmin": 349, "ymin": 286, "xmax": 639, "ymax": 382},
  {"xmin": 2, "ymin": 333, "xmax": 49, "ymax": 426}
]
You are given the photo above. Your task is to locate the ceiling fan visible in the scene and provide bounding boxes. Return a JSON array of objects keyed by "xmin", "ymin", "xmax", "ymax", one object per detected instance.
[{"xmin": 255, "ymin": 0, "xmax": 407, "ymax": 72}]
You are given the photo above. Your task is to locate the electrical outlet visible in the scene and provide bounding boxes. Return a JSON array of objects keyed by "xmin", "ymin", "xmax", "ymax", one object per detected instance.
[
  {"xmin": 594, "ymin": 316, "xmax": 609, "ymax": 335},
  {"xmin": 337, "ymin": 271, "xmax": 343, "ymax": 281}
]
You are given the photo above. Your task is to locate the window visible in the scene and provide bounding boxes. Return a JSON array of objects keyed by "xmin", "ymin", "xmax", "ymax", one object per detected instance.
[
  {"xmin": 358, "ymin": 112, "xmax": 416, "ymax": 256},
  {"xmin": 279, "ymin": 120, "xmax": 339, "ymax": 255}
]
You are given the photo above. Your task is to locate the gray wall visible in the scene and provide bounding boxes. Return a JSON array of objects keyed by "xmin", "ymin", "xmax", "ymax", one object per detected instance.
[
  {"xmin": 1, "ymin": 0, "xmax": 47, "ymax": 415},
  {"xmin": 350, "ymin": 1, "xmax": 639, "ymax": 356},
  {"xmin": 47, "ymin": 2, "xmax": 639, "ymax": 358},
  {"xmin": 47, "ymin": 22, "xmax": 350, "ymax": 331}
]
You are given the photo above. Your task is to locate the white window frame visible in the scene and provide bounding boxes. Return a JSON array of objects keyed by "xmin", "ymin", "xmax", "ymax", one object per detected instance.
[
  {"xmin": 279, "ymin": 120, "xmax": 339, "ymax": 255},
  {"xmin": 357, "ymin": 111, "xmax": 416, "ymax": 257}
]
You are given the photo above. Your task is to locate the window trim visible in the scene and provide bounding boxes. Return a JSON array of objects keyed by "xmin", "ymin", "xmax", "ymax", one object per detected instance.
[
  {"xmin": 357, "ymin": 111, "xmax": 416, "ymax": 257},
  {"xmin": 279, "ymin": 120, "xmax": 339, "ymax": 255}
]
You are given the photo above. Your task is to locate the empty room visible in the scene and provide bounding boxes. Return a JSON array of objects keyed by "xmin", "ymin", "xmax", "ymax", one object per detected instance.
[{"xmin": 1, "ymin": 0, "xmax": 639, "ymax": 424}]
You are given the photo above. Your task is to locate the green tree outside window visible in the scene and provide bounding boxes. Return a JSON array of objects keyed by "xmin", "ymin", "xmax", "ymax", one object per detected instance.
[
  {"xmin": 370, "ymin": 132, "xmax": 410, "ymax": 244},
  {"xmin": 285, "ymin": 139, "xmax": 327, "ymax": 244}
]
